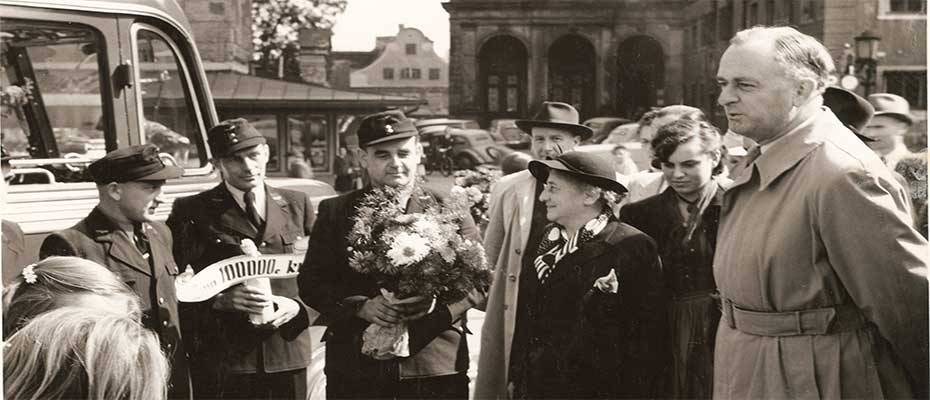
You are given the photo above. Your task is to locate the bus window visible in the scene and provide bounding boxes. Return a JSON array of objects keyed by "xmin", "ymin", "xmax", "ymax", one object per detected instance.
[
  {"xmin": 1, "ymin": 20, "xmax": 107, "ymax": 184},
  {"xmin": 134, "ymin": 26, "xmax": 204, "ymax": 169}
]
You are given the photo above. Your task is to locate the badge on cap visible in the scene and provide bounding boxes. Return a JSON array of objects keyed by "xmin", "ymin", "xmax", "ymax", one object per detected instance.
[{"xmin": 384, "ymin": 124, "xmax": 394, "ymax": 134}]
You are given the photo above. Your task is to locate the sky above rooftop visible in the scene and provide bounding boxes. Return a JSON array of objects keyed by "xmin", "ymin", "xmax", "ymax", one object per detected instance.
[{"xmin": 331, "ymin": 0, "xmax": 450, "ymax": 59}]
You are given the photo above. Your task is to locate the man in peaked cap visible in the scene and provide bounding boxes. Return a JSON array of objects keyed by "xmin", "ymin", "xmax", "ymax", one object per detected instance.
[
  {"xmin": 167, "ymin": 118, "xmax": 316, "ymax": 399},
  {"xmin": 39, "ymin": 143, "xmax": 191, "ymax": 399},
  {"xmin": 475, "ymin": 101, "xmax": 595, "ymax": 399},
  {"xmin": 299, "ymin": 109, "xmax": 482, "ymax": 399},
  {"xmin": 864, "ymin": 93, "xmax": 918, "ymax": 170}
]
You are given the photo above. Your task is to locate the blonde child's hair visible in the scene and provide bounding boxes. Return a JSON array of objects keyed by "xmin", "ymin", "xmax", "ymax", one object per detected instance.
[{"xmin": 4, "ymin": 307, "xmax": 170, "ymax": 400}]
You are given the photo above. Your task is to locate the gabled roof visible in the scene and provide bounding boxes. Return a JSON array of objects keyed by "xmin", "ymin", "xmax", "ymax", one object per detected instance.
[{"xmin": 207, "ymin": 71, "xmax": 425, "ymax": 109}]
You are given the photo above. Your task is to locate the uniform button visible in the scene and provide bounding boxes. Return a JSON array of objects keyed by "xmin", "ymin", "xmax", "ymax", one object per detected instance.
[
  {"xmin": 167, "ymin": 343, "xmax": 173, "ymax": 349},
  {"xmin": 508, "ymin": 274, "xmax": 517, "ymax": 282},
  {"xmin": 158, "ymin": 297, "xmax": 165, "ymax": 305},
  {"xmin": 162, "ymin": 321, "xmax": 168, "ymax": 327},
  {"xmin": 215, "ymin": 238, "xmax": 222, "ymax": 243},
  {"xmin": 261, "ymin": 241, "xmax": 268, "ymax": 247},
  {"xmin": 515, "ymin": 248, "xmax": 521, "ymax": 255}
]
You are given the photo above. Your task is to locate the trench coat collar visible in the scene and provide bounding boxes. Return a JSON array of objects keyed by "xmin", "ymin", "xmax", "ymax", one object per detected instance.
[
  {"xmin": 741, "ymin": 108, "xmax": 844, "ymax": 192},
  {"xmin": 542, "ymin": 218, "xmax": 624, "ymax": 284},
  {"xmin": 85, "ymin": 207, "xmax": 152, "ymax": 276}
]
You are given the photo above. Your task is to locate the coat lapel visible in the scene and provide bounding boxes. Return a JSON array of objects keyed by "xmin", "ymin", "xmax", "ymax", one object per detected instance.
[
  {"xmin": 262, "ymin": 185, "xmax": 289, "ymax": 243},
  {"xmin": 144, "ymin": 223, "xmax": 177, "ymax": 275},
  {"xmin": 210, "ymin": 184, "xmax": 259, "ymax": 238},
  {"xmin": 86, "ymin": 208, "xmax": 152, "ymax": 276}
]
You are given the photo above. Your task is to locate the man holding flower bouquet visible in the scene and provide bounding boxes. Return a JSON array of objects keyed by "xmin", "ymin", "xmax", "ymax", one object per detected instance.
[{"xmin": 300, "ymin": 110, "xmax": 487, "ymax": 399}]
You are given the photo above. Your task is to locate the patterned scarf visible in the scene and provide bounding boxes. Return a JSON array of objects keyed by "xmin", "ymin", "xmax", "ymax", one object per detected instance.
[{"xmin": 533, "ymin": 213, "xmax": 610, "ymax": 283}]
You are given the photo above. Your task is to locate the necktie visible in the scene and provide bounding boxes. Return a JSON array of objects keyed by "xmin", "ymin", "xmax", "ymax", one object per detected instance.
[
  {"xmin": 243, "ymin": 190, "xmax": 263, "ymax": 229},
  {"xmin": 133, "ymin": 224, "xmax": 151, "ymax": 259}
]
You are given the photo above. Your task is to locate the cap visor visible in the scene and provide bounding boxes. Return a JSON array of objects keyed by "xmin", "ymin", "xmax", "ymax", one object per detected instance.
[
  {"xmin": 219, "ymin": 136, "xmax": 267, "ymax": 157},
  {"xmin": 137, "ymin": 165, "xmax": 184, "ymax": 181},
  {"xmin": 361, "ymin": 131, "xmax": 418, "ymax": 147}
]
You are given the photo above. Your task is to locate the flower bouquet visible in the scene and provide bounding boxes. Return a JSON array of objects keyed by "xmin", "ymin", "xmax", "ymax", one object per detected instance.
[
  {"xmin": 450, "ymin": 166, "xmax": 501, "ymax": 230},
  {"xmin": 348, "ymin": 185, "xmax": 492, "ymax": 360}
]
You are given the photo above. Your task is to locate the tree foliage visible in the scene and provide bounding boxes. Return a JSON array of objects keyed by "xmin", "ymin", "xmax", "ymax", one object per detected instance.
[{"xmin": 252, "ymin": 0, "xmax": 347, "ymax": 81}]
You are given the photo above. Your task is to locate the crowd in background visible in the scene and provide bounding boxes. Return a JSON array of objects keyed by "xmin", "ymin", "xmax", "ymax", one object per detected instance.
[{"xmin": 1, "ymin": 25, "xmax": 928, "ymax": 400}]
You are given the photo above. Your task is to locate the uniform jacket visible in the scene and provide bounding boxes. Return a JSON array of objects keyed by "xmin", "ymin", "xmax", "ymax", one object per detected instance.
[
  {"xmin": 713, "ymin": 108, "xmax": 929, "ymax": 399},
  {"xmin": 166, "ymin": 183, "xmax": 315, "ymax": 374},
  {"xmin": 299, "ymin": 185, "xmax": 479, "ymax": 381},
  {"xmin": 2, "ymin": 219, "xmax": 27, "ymax": 284},
  {"xmin": 39, "ymin": 208, "xmax": 190, "ymax": 397},
  {"xmin": 474, "ymin": 170, "xmax": 537, "ymax": 400},
  {"xmin": 509, "ymin": 219, "xmax": 668, "ymax": 399}
]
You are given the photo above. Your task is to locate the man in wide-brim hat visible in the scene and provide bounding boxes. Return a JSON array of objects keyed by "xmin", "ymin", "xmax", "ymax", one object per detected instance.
[
  {"xmin": 508, "ymin": 150, "xmax": 667, "ymax": 399},
  {"xmin": 475, "ymin": 101, "xmax": 596, "ymax": 399}
]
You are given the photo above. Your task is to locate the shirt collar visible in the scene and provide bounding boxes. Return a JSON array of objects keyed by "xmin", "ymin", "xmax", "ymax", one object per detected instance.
[
  {"xmin": 752, "ymin": 107, "xmax": 839, "ymax": 191},
  {"xmin": 224, "ymin": 181, "xmax": 266, "ymax": 218}
]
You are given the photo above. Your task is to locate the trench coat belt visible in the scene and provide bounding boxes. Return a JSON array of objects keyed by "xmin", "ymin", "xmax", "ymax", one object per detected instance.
[{"xmin": 722, "ymin": 298, "xmax": 867, "ymax": 337}]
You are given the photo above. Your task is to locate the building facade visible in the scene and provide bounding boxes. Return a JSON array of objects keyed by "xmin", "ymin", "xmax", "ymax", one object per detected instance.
[
  {"xmin": 444, "ymin": 0, "xmax": 926, "ymax": 133},
  {"xmin": 681, "ymin": 0, "xmax": 926, "ymax": 131},
  {"xmin": 179, "ymin": 0, "xmax": 423, "ymax": 181},
  {"xmin": 330, "ymin": 25, "xmax": 450, "ymax": 117}
]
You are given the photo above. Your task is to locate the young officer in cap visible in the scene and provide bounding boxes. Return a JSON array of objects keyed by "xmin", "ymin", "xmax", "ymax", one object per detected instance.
[
  {"xmin": 167, "ymin": 118, "xmax": 315, "ymax": 399},
  {"xmin": 39, "ymin": 143, "xmax": 191, "ymax": 399},
  {"xmin": 299, "ymin": 109, "xmax": 482, "ymax": 399},
  {"xmin": 509, "ymin": 151, "xmax": 666, "ymax": 399},
  {"xmin": 474, "ymin": 101, "xmax": 592, "ymax": 399}
]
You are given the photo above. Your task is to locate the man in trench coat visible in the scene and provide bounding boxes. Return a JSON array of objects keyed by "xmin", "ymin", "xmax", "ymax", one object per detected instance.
[
  {"xmin": 474, "ymin": 102, "xmax": 592, "ymax": 399},
  {"xmin": 713, "ymin": 26, "xmax": 928, "ymax": 399}
]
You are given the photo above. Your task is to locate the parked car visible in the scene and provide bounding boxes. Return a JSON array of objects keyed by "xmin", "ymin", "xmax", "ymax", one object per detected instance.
[
  {"xmin": 488, "ymin": 118, "xmax": 531, "ymax": 150},
  {"xmin": 422, "ymin": 127, "xmax": 500, "ymax": 170},
  {"xmin": 582, "ymin": 117, "xmax": 632, "ymax": 144}
]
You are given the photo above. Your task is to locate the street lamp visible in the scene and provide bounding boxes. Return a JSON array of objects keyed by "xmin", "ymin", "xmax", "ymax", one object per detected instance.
[{"xmin": 853, "ymin": 30, "xmax": 882, "ymax": 96}]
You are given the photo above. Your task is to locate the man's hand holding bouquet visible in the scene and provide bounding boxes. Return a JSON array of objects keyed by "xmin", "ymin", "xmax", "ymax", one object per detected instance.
[{"xmin": 348, "ymin": 185, "xmax": 492, "ymax": 360}]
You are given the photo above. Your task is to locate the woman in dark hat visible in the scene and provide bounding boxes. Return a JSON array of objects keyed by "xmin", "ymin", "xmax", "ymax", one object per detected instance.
[
  {"xmin": 619, "ymin": 119, "xmax": 727, "ymax": 399},
  {"xmin": 508, "ymin": 151, "xmax": 667, "ymax": 399}
]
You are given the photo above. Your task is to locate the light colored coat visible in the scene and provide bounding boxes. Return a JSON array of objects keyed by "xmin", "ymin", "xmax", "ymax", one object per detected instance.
[
  {"xmin": 713, "ymin": 108, "xmax": 929, "ymax": 399},
  {"xmin": 474, "ymin": 170, "xmax": 537, "ymax": 400}
]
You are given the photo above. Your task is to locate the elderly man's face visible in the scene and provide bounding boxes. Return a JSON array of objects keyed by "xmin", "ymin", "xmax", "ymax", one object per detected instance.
[{"xmin": 716, "ymin": 41, "xmax": 799, "ymax": 143}]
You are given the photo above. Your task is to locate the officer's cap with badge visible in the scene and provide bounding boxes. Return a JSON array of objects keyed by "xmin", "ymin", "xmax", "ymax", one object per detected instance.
[
  {"xmin": 88, "ymin": 144, "xmax": 184, "ymax": 185},
  {"xmin": 208, "ymin": 118, "xmax": 267, "ymax": 158},
  {"xmin": 356, "ymin": 110, "xmax": 419, "ymax": 148}
]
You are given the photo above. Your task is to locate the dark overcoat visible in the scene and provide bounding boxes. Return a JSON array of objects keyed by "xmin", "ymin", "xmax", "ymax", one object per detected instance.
[
  {"xmin": 298, "ymin": 186, "xmax": 479, "ymax": 389},
  {"xmin": 39, "ymin": 208, "xmax": 191, "ymax": 398},
  {"xmin": 509, "ymin": 218, "xmax": 668, "ymax": 399},
  {"xmin": 166, "ymin": 184, "xmax": 315, "ymax": 382}
]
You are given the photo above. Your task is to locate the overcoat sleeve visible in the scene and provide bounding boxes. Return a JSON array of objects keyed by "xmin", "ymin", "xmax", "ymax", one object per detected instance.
[
  {"xmin": 817, "ymin": 167, "xmax": 929, "ymax": 397},
  {"xmin": 299, "ymin": 198, "xmax": 361, "ymax": 326}
]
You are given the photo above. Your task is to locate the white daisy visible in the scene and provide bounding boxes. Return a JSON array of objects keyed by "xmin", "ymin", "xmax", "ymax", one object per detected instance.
[{"xmin": 387, "ymin": 232, "xmax": 431, "ymax": 267}]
